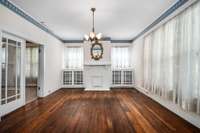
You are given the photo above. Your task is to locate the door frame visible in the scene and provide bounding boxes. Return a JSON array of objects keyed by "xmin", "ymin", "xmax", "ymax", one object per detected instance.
[
  {"xmin": 25, "ymin": 43, "xmax": 45, "ymax": 100},
  {"xmin": 0, "ymin": 29, "xmax": 2, "ymax": 119},
  {"xmin": 24, "ymin": 41, "xmax": 45, "ymax": 99},
  {"xmin": 37, "ymin": 45, "xmax": 45, "ymax": 97}
]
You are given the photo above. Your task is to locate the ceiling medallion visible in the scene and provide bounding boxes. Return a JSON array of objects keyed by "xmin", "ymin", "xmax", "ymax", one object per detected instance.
[{"xmin": 84, "ymin": 8, "xmax": 102, "ymax": 43}]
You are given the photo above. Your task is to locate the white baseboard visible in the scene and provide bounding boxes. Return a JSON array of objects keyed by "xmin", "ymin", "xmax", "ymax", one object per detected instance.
[
  {"xmin": 61, "ymin": 85, "xmax": 84, "ymax": 88},
  {"xmin": 133, "ymin": 85, "xmax": 200, "ymax": 129}
]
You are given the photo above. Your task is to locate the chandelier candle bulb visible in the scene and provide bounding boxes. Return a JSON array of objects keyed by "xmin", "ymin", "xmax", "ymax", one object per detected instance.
[{"xmin": 84, "ymin": 7, "xmax": 103, "ymax": 43}]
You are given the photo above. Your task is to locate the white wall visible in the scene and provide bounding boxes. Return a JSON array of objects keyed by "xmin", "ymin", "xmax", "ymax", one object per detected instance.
[{"xmin": 0, "ymin": 4, "xmax": 63, "ymax": 97}]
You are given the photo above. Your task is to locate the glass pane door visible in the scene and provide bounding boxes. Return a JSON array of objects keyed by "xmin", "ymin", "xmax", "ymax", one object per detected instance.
[
  {"xmin": 7, "ymin": 40, "xmax": 17, "ymax": 103},
  {"xmin": 1, "ymin": 38, "xmax": 6, "ymax": 105},
  {"xmin": 0, "ymin": 34, "xmax": 24, "ymax": 116},
  {"xmin": 17, "ymin": 42, "xmax": 21, "ymax": 99}
]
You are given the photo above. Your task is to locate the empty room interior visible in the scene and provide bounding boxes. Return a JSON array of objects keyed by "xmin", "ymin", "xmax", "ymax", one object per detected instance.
[{"xmin": 0, "ymin": 0, "xmax": 200, "ymax": 132}]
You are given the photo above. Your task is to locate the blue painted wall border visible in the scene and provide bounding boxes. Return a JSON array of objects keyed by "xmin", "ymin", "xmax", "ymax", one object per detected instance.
[
  {"xmin": 0, "ymin": 0, "xmax": 63, "ymax": 41},
  {"xmin": 63, "ymin": 40, "xmax": 84, "ymax": 43},
  {"xmin": 62, "ymin": 38, "xmax": 132, "ymax": 43},
  {"xmin": 0, "ymin": 0, "xmax": 188, "ymax": 43},
  {"xmin": 131, "ymin": 0, "xmax": 188, "ymax": 42},
  {"xmin": 111, "ymin": 40, "xmax": 132, "ymax": 43}
]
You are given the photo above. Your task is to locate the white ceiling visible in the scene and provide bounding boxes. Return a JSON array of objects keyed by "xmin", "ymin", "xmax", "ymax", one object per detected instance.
[{"xmin": 10, "ymin": 0, "xmax": 176, "ymax": 40}]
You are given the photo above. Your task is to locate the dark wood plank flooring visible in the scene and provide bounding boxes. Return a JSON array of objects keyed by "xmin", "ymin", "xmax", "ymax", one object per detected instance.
[{"xmin": 0, "ymin": 89, "xmax": 199, "ymax": 133}]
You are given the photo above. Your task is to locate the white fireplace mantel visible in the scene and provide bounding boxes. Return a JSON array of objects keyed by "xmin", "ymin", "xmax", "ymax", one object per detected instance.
[
  {"xmin": 84, "ymin": 63, "xmax": 112, "ymax": 91},
  {"xmin": 84, "ymin": 62, "xmax": 111, "ymax": 67},
  {"xmin": 83, "ymin": 41, "xmax": 112, "ymax": 91}
]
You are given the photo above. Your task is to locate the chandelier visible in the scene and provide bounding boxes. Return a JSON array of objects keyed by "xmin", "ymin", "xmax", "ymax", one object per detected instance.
[{"xmin": 84, "ymin": 8, "xmax": 102, "ymax": 43}]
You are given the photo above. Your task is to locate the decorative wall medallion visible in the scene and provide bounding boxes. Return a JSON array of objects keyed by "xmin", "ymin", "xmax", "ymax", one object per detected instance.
[{"xmin": 91, "ymin": 42, "xmax": 103, "ymax": 60}]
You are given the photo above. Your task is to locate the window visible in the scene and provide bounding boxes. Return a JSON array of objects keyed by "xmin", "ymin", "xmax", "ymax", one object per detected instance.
[
  {"xmin": 143, "ymin": 1, "xmax": 200, "ymax": 114},
  {"xmin": 64, "ymin": 47, "xmax": 83, "ymax": 69},
  {"xmin": 111, "ymin": 47, "xmax": 131, "ymax": 69},
  {"xmin": 26, "ymin": 47, "xmax": 39, "ymax": 83}
]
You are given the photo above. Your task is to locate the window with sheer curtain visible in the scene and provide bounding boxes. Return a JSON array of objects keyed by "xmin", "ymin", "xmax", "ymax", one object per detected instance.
[
  {"xmin": 64, "ymin": 47, "xmax": 83, "ymax": 69},
  {"xmin": 111, "ymin": 47, "xmax": 131, "ymax": 69},
  {"xmin": 26, "ymin": 47, "xmax": 39, "ymax": 85},
  {"xmin": 26, "ymin": 47, "xmax": 38, "ymax": 78},
  {"xmin": 143, "ymin": 1, "xmax": 200, "ymax": 115}
]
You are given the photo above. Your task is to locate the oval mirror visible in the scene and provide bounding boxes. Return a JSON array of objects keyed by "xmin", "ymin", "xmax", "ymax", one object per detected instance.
[{"xmin": 91, "ymin": 42, "xmax": 103, "ymax": 60}]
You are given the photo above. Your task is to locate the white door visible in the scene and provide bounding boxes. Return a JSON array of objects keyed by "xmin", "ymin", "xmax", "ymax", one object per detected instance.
[{"xmin": 0, "ymin": 33, "xmax": 25, "ymax": 117}]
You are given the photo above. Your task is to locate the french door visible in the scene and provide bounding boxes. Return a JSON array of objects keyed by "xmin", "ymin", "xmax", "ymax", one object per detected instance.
[{"xmin": 0, "ymin": 32, "xmax": 25, "ymax": 117}]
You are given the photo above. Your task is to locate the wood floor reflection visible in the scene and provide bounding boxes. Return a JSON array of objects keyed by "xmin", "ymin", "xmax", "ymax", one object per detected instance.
[
  {"xmin": 0, "ymin": 89, "xmax": 199, "ymax": 133},
  {"xmin": 26, "ymin": 86, "xmax": 38, "ymax": 103}
]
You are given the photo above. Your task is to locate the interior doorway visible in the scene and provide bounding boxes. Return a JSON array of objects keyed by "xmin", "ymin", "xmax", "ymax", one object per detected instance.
[{"xmin": 25, "ymin": 41, "xmax": 39, "ymax": 103}]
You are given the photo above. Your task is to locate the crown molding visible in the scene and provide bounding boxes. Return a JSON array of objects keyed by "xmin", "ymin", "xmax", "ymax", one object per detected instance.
[
  {"xmin": 111, "ymin": 40, "xmax": 132, "ymax": 43},
  {"xmin": 131, "ymin": 0, "xmax": 189, "ymax": 42},
  {"xmin": 63, "ymin": 37, "xmax": 132, "ymax": 44},
  {"xmin": 63, "ymin": 40, "xmax": 84, "ymax": 43}
]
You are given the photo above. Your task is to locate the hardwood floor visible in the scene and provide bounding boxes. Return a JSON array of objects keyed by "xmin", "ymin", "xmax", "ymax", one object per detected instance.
[
  {"xmin": 26, "ymin": 86, "xmax": 38, "ymax": 103},
  {"xmin": 0, "ymin": 89, "xmax": 199, "ymax": 133}
]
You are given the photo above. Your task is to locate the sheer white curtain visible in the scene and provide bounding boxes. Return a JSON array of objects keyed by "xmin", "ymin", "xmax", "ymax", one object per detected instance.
[
  {"xmin": 26, "ymin": 47, "xmax": 38, "ymax": 78},
  {"xmin": 162, "ymin": 18, "xmax": 178, "ymax": 101},
  {"xmin": 111, "ymin": 47, "xmax": 130, "ymax": 69},
  {"xmin": 26, "ymin": 47, "xmax": 39, "ymax": 86},
  {"xmin": 144, "ymin": 35, "xmax": 152, "ymax": 90},
  {"xmin": 64, "ymin": 47, "xmax": 83, "ymax": 69},
  {"xmin": 151, "ymin": 27, "xmax": 164, "ymax": 95},
  {"xmin": 143, "ymin": 1, "xmax": 200, "ymax": 115},
  {"xmin": 177, "ymin": 2, "xmax": 200, "ymax": 112}
]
